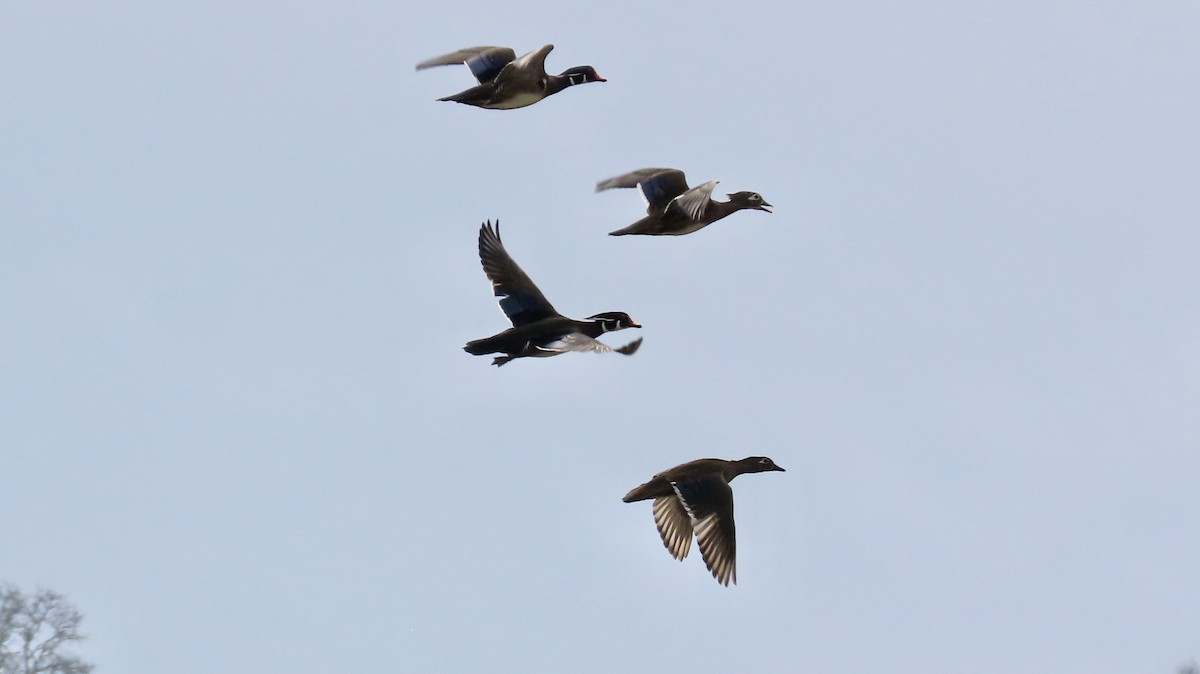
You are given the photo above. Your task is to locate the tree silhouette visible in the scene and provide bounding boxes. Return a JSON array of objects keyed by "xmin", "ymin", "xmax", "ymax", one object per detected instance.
[{"xmin": 0, "ymin": 585, "xmax": 93, "ymax": 674}]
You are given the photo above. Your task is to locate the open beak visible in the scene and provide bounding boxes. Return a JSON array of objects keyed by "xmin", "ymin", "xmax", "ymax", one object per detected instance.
[{"xmin": 760, "ymin": 201, "xmax": 773, "ymax": 213}]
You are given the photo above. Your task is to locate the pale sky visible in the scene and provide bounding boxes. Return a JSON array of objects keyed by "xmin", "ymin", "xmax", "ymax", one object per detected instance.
[{"xmin": 2, "ymin": 1, "xmax": 1198, "ymax": 673}]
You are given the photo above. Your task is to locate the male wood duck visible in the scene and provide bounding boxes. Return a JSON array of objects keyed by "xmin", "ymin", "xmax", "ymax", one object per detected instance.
[
  {"xmin": 596, "ymin": 167, "xmax": 772, "ymax": 236},
  {"xmin": 464, "ymin": 221, "xmax": 642, "ymax": 366},
  {"xmin": 623, "ymin": 456, "xmax": 785, "ymax": 586},
  {"xmin": 416, "ymin": 44, "xmax": 606, "ymax": 110}
]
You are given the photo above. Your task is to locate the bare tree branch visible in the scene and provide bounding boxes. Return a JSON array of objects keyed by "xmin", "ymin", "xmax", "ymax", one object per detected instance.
[{"xmin": 0, "ymin": 585, "xmax": 93, "ymax": 674}]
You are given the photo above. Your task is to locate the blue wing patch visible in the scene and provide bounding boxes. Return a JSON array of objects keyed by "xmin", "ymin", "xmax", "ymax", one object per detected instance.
[
  {"xmin": 497, "ymin": 292, "xmax": 542, "ymax": 323},
  {"xmin": 671, "ymin": 477, "xmax": 723, "ymax": 519},
  {"xmin": 466, "ymin": 49, "xmax": 515, "ymax": 84},
  {"xmin": 638, "ymin": 170, "xmax": 690, "ymax": 212}
]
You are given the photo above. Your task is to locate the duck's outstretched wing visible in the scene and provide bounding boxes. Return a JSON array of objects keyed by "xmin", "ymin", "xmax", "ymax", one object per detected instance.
[
  {"xmin": 668, "ymin": 180, "xmax": 719, "ymax": 221},
  {"xmin": 596, "ymin": 168, "xmax": 690, "ymax": 214},
  {"xmin": 477, "ymin": 221, "xmax": 559, "ymax": 327},
  {"xmin": 672, "ymin": 476, "xmax": 737, "ymax": 586},
  {"xmin": 502, "ymin": 44, "xmax": 554, "ymax": 81},
  {"xmin": 416, "ymin": 46, "xmax": 517, "ymax": 84},
  {"xmin": 534, "ymin": 334, "xmax": 642, "ymax": 357},
  {"xmin": 652, "ymin": 495, "xmax": 694, "ymax": 561}
]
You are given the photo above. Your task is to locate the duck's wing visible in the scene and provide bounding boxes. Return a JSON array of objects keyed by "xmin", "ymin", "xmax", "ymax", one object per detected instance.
[
  {"xmin": 652, "ymin": 496, "xmax": 693, "ymax": 561},
  {"xmin": 534, "ymin": 334, "xmax": 642, "ymax": 356},
  {"xmin": 668, "ymin": 179, "xmax": 719, "ymax": 221},
  {"xmin": 595, "ymin": 167, "xmax": 677, "ymax": 191},
  {"xmin": 672, "ymin": 476, "xmax": 737, "ymax": 586},
  {"xmin": 477, "ymin": 221, "xmax": 559, "ymax": 327},
  {"xmin": 613, "ymin": 337, "xmax": 643, "ymax": 355},
  {"xmin": 503, "ymin": 44, "xmax": 554, "ymax": 78},
  {"xmin": 416, "ymin": 46, "xmax": 517, "ymax": 84},
  {"xmin": 596, "ymin": 168, "xmax": 690, "ymax": 214}
]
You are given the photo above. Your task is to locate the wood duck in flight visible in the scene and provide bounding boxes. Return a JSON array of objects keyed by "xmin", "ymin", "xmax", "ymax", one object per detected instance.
[
  {"xmin": 464, "ymin": 221, "xmax": 642, "ymax": 366},
  {"xmin": 416, "ymin": 44, "xmax": 606, "ymax": 110},
  {"xmin": 596, "ymin": 167, "xmax": 772, "ymax": 236},
  {"xmin": 623, "ymin": 456, "xmax": 785, "ymax": 586}
]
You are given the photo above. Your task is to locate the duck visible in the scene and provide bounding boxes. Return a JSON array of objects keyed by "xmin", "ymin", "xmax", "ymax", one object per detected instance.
[
  {"xmin": 416, "ymin": 44, "xmax": 606, "ymax": 110},
  {"xmin": 596, "ymin": 167, "xmax": 772, "ymax": 236},
  {"xmin": 464, "ymin": 221, "xmax": 642, "ymax": 366},
  {"xmin": 623, "ymin": 456, "xmax": 785, "ymax": 586}
]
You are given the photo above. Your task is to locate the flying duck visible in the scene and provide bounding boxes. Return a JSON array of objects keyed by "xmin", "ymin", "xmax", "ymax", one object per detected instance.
[
  {"xmin": 416, "ymin": 44, "xmax": 606, "ymax": 110},
  {"xmin": 596, "ymin": 167, "xmax": 772, "ymax": 236},
  {"xmin": 623, "ymin": 456, "xmax": 785, "ymax": 586},
  {"xmin": 464, "ymin": 221, "xmax": 642, "ymax": 366}
]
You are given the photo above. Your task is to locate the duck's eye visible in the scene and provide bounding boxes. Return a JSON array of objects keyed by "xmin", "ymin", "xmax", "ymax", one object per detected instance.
[
  {"xmin": 752, "ymin": 194, "xmax": 761, "ymax": 201},
  {"xmin": 759, "ymin": 458, "xmax": 771, "ymax": 464}
]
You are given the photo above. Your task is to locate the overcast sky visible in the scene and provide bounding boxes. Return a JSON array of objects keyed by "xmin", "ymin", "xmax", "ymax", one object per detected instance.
[{"xmin": 2, "ymin": 1, "xmax": 1198, "ymax": 673}]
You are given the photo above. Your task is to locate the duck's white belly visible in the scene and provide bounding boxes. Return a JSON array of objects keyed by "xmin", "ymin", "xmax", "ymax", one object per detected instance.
[{"xmin": 490, "ymin": 91, "xmax": 544, "ymax": 109}]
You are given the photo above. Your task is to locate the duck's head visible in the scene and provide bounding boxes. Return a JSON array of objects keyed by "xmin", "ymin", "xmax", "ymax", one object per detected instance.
[
  {"xmin": 728, "ymin": 191, "xmax": 772, "ymax": 213},
  {"xmin": 739, "ymin": 456, "xmax": 786, "ymax": 473},
  {"xmin": 561, "ymin": 65, "xmax": 607, "ymax": 85},
  {"xmin": 588, "ymin": 311, "xmax": 640, "ymax": 331}
]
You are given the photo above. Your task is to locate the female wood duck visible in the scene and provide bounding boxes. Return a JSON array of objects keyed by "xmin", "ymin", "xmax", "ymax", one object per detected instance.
[
  {"xmin": 623, "ymin": 456, "xmax": 785, "ymax": 586},
  {"xmin": 416, "ymin": 44, "xmax": 606, "ymax": 110},
  {"xmin": 596, "ymin": 167, "xmax": 772, "ymax": 236},
  {"xmin": 464, "ymin": 221, "xmax": 642, "ymax": 366}
]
